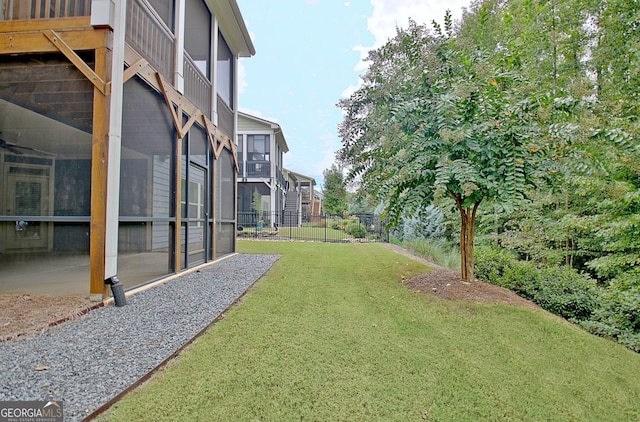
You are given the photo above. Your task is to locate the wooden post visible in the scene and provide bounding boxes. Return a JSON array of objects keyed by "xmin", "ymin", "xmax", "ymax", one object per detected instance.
[
  {"xmin": 212, "ymin": 146, "xmax": 217, "ymax": 259},
  {"xmin": 89, "ymin": 45, "xmax": 112, "ymax": 301},
  {"xmin": 174, "ymin": 132, "xmax": 182, "ymax": 272}
]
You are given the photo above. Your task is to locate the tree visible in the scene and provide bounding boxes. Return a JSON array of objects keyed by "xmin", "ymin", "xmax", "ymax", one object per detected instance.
[
  {"xmin": 322, "ymin": 163, "xmax": 349, "ymax": 215},
  {"xmin": 252, "ymin": 188, "xmax": 262, "ymax": 221},
  {"xmin": 477, "ymin": 0, "xmax": 640, "ymax": 279},
  {"xmin": 338, "ymin": 16, "xmax": 546, "ymax": 281},
  {"xmin": 390, "ymin": 204, "xmax": 446, "ymax": 243}
]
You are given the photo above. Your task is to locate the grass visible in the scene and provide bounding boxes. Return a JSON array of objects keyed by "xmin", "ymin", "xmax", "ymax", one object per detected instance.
[
  {"xmin": 403, "ymin": 238, "xmax": 461, "ymax": 270},
  {"xmin": 239, "ymin": 225, "xmax": 365, "ymax": 241},
  {"xmin": 100, "ymin": 241, "xmax": 640, "ymax": 421}
]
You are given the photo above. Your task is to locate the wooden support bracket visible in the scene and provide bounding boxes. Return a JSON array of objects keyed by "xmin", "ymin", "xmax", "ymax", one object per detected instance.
[
  {"xmin": 215, "ymin": 136, "xmax": 227, "ymax": 160},
  {"xmin": 156, "ymin": 72, "xmax": 184, "ymax": 138},
  {"xmin": 154, "ymin": 69, "xmax": 237, "ymax": 168},
  {"xmin": 181, "ymin": 110, "xmax": 202, "ymax": 139},
  {"xmin": 203, "ymin": 118, "xmax": 220, "ymax": 158},
  {"xmin": 229, "ymin": 138, "xmax": 239, "ymax": 174},
  {"xmin": 123, "ymin": 58, "xmax": 149, "ymax": 83},
  {"xmin": 42, "ymin": 29, "xmax": 109, "ymax": 95}
]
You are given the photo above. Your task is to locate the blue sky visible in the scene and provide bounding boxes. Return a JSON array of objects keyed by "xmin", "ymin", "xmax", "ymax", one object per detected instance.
[{"xmin": 236, "ymin": 0, "xmax": 472, "ymax": 188}]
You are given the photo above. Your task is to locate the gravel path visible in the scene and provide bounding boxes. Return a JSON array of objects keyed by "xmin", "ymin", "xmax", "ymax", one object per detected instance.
[{"xmin": 0, "ymin": 253, "xmax": 280, "ymax": 421}]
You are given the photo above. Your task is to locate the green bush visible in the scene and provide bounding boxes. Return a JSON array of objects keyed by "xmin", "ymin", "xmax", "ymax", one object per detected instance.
[
  {"xmin": 329, "ymin": 219, "xmax": 342, "ymax": 230},
  {"xmin": 532, "ymin": 266, "xmax": 600, "ymax": 321},
  {"xmin": 474, "ymin": 244, "xmax": 518, "ymax": 286},
  {"xmin": 579, "ymin": 273, "xmax": 640, "ymax": 352},
  {"xmin": 476, "ymin": 244, "xmax": 640, "ymax": 352},
  {"xmin": 347, "ymin": 223, "xmax": 367, "ymax": 238},
  {"xmin": 329, "ymin": 217, "xmax": 357, "ymax": 232},
  {"xmin": 475, "ymin": 245, "xmax": 600, "ymax": 321}
]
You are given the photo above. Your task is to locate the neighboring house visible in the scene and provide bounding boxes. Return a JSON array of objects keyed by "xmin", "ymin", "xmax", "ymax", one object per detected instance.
[
  {"xmin": 0, "ymin": 0, "xmax": 254, "ymax": 300},
  {"xmin": 236, "ymin": 112, "xmax": 288, "ymax": 230},
  {"xmin": 283, "ymin": 170, "xmax": 321, "ymax": 227}
]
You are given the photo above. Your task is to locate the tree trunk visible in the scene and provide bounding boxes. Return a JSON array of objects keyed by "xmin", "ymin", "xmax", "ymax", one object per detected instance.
[
  {"xmin": 460, "ymin": 209, "xmax": 475, "ymax": 282},
  {"xmin": 452, "ymin": 195, "xmax": 482, "ymax": 282}
]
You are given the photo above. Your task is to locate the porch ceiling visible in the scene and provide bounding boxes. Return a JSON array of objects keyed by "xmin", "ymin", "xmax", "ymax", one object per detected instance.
[{"xmin": 0, "ymin": 98, "xmax": 91, "ymax": 158}]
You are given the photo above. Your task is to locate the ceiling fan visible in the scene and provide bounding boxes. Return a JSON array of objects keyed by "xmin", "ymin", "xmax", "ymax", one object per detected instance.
[{"xmin": 0, "ymin": 133, "xmax": 53, "ymax": 156}]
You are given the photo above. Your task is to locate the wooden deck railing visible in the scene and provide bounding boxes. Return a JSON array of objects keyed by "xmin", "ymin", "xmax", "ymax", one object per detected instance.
[
  {"xmin": 184, "ymin": 53, "xmax": 211, "ymax": 117},
  {"xmin": 1, "ymin": 0, "xmax": 91, "ymax": 20},
  {"xmin": 126, "ymin": 0, "xmax": 174, "ymax": 80},
  {"xmin": 245, "ymin": 160, "xmax": 270, "ymax": 178},
  {"xmin": 217, "ymin": 95, "xmax": 233, "ymax": 139}
]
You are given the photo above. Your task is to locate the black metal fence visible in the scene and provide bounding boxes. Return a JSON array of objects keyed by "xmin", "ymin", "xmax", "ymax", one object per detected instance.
[{"xmin": 237, "ymin": 211, "xmax": 389, "ymax": 243}]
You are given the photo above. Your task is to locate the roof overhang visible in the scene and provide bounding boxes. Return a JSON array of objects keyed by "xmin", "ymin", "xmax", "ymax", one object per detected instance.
[
  {"xmin": 238, "ymin": 111, "xmax": 289, "ymax": 153},
  {"xmin": 285, "ymin": 169, "xmax": 316, "ymax": 186},
  {"xmin": 209, "ymin": 0, "xmax": 255, "ymax": 57}
]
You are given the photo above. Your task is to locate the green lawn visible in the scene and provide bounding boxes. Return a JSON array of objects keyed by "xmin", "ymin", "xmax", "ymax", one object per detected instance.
[
  {"xmin": 239, "ymin": 225, "xmax": 361, "ymax": 241},
  {"xmin": 100, "ymin": 241, "xmax": 640, "ymax": 421}
]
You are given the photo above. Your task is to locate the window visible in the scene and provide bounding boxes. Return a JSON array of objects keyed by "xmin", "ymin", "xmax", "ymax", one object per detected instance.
[
  {"xmin": 237, "ymin": 134, "xmax": 243, "ymax": 161},
  {"xmin": 247, "ymin": 134, "xmax": 270, "ymax": 161},
  {"xmin": 187, "ymin": 174, "xmax": 205, "ymax": 225},
  {"xmin": 147, "ymin": 0, "xmax": 174, "ymax": 30},
  {"xmin": 185, "ymin": 0, "xmax": 211, "ymax": 77},
  {"xmin": 217, "ymin": 33, "xmax": 233, "ymax": 107}
]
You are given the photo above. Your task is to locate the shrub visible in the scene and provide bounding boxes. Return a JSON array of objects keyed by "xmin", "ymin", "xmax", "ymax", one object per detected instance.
[
  {"xmin": 475, "ymin": 244, "xmax": 640, "ymax": 352},
  {"xmin": 405, "ymin": 238, "xmax": 460, "ymax": 270},
  {"xmin": 532, "ymin": 266, "xmax": 601, "ymax": 321},
  {"xmin": 330, "ymin": 217, "xmax": 356, "ymax": 232},
  {"xmin": 329, "ymin": 219, "xmax": 342, "ymax": 230},
  {"xmin": 475, "ymin": 244, "xmax": 600, "ymax": 321},
  {"xmin": 391, "ymin": 205, "xmax": 445, "ymax": 242},
  {"xmin": 474, "ymin": 244, "xmax": 518, "ymax": 286},
  {"xmin": 347, "ymin": 223, "xmax": 367, "ymax": 238},
  {"xmin": 580, "ymin": 273, "xmax": 640, "ymax": 352}
]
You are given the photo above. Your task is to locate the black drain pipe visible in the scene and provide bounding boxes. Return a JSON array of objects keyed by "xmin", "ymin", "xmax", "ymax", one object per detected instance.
[{"xmin": 105, "ymin": 276, "xmax": 127, "ymax": 307}]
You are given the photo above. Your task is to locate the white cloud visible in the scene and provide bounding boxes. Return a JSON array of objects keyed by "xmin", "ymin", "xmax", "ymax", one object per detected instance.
[
  {"xmin": 237, "ymin": 15, "xmax": 254, "ymax": 97},
  {"xmin": 352, "ymin": 44, "xmax": 371, "ymax": 73},
  {"xmin": 237, "ymin": 106, "xmax": 264, "ymax": 118},
  {"xmin": 367, "ymin": 0, "xmax": 468, "ymax": 50},
  {"xmin": 340, "ymin": 83, "xmax": 358, "ymax": 99},
  {"xmin": 311, "ymin": 134, "xmax": 342, "ymax": 185},
  {"xmin": 283, "ymin": 134, "xmax": 339, "ymax": 187},
  {"xmin": 343, "ymin": 0, "xmax": 471, "ymax": 99},
  {"xmin": 363, "ymin": 1, "xmax": 470, "ymax": 61}
]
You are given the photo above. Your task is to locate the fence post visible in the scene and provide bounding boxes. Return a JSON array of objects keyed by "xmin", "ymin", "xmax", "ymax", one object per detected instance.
[{"xmin": 324, "ymin": 214, "xmax": 327, "ymax": 243}]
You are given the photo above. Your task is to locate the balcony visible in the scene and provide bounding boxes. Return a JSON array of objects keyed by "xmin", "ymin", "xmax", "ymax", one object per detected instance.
[
  {"xmin": 184, "ymin": 53, "xmax": 211, "ymax": 117},
  {"xmin": 1, "ymin": 0, "xmax": 91, "ymax": 20},
  {"xmin": 276, "ymin": 166, "xmax": 287, "ymax": 188},
  {"xmin": 244, "ymin": 161, "xmax": 270, "ymax": 178},
  {"xmin": 126, "ymin": 0, "xmax": 174, "ymax": 80},
  {"xmin": 217, "ymin": 95, "xmax": 233, "ymax": 139}
]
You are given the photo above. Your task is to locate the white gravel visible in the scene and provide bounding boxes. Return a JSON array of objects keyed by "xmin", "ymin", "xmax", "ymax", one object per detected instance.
[{"xmin": 0, "ymin": 253, "xmax": 280, "ymax": 421}]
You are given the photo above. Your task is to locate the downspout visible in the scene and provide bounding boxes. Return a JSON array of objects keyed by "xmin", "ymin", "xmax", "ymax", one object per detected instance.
[{"xmin": 92, "ymin": 0, "xmax": 126, "ymax": 305}]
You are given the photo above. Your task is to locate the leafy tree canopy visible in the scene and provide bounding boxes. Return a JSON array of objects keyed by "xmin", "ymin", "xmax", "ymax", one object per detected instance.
[
  {"xmin": 337, "ymin": 13, "xmax": 548, "ymax": 280},
  {"xmin": 322, "ymin": 163, "xmax": 349, "ymax": 215}
]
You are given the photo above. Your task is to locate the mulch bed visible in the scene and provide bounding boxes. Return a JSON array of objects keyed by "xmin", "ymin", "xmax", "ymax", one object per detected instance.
[
  {"xmin": 0, "ymin": 294, "xmax": 99, "ymax": 342},
  {"xmin": 383, "ymin": 243, "xmax": 538, "ymax": 309},
  {"xmin": 401, "ymin": 268, "xmax": 539, "ymax": 310}
]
